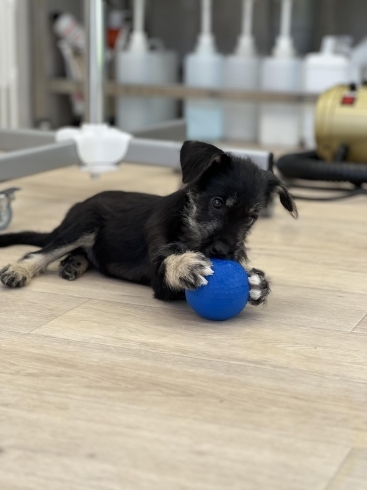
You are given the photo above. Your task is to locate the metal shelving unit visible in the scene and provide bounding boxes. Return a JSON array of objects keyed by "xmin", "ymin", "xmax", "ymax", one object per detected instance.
[{"xmin": 48, "ymin": 78, "xmax": 319, "ymax": 104}]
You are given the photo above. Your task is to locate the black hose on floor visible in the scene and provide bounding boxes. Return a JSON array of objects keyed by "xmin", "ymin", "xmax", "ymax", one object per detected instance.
[{"xmin": 276, "ymin": 151, "xmax": 367, "ymax": 186}]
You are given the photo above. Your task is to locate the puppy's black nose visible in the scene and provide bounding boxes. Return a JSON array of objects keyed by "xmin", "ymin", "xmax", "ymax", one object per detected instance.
[{"xmin": 211, "ymin": 241, "xmax": 230, "ymax": 258}]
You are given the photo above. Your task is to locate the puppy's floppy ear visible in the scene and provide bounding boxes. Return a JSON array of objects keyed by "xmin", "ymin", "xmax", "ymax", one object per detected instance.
[
  {"xmin": 180, "ymin": 140, "xmax": 225, "ymax": 185},
  {"xmin": 266, "ymin": 173, "xmax": 298, "ymax": 218}
]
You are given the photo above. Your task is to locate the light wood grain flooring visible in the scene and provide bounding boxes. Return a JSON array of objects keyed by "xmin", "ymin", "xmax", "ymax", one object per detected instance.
[{"xmin": 0, "ymin": 163, "xmax": 366, "ymax": 490}]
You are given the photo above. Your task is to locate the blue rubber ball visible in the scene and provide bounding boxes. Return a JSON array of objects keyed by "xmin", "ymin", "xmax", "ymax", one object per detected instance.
[{"xmin": 185, "ymin": 259, "xmax": 250, "ymax": 321}]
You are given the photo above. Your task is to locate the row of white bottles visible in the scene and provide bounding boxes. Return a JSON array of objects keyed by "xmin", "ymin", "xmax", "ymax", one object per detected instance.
[{"xmin": 185, "ymin": 0, "xmax": 303, "ymax": 145}]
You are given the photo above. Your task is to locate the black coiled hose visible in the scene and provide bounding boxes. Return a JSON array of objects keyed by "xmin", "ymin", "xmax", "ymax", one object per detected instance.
[{"xmin": 277, "ymin": 151, "xmax": 367, "ymax": 186}]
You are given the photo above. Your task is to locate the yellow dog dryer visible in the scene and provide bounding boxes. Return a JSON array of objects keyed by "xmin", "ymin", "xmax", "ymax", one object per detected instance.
[{"xmin": 316, "ymin": 84, "xmax": 367, "ymax": 162}]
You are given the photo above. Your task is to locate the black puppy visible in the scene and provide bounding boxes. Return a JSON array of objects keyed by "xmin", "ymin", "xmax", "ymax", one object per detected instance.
[{"xmin": 0, "ymin": 141, "xmax": 297, "ymax": 304}]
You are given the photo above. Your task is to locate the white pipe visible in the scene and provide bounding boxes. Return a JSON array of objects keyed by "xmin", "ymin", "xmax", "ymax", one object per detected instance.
[
  {"xmin": 133, "ymin": 0, "xmax": 145, "ymax": 33},
  {"xmin": 235, "ymin": 0, "xmax": 256, "ymax": 56},
  {"xmin": 9, "ymin": 0, "xmax": 19, "ymax": 128},
  {"xmin": 84, "ymin": 0, "xmax": 105, "ymax": 124},
  {"xmin": 0, "ymin": 0, "xmax": 20, "ymax": 129},
  {"xmin": 242, "ymin": 0, "xmax": 254, "ymax": 37},
  {"xmin": 279, "ymin": 0, "xmax": 293, "ymax": 38},
  {"xmin": 0, "ymin": 1, "xmax": 8, "ymax": 127},
  {"xmin": 201, "ymin": 0, "xmax": 212, "ymax": 35},
  {"xmin": 194, "ymin": 0, "xmax": 216, "ymax": 54},
  {"xmin": 272, "ymin": 0, "xmax": 295, "ymax": 57},
  {"xmin": 127, "ymin": 0, "xmax": 148, "ymax": 52}
]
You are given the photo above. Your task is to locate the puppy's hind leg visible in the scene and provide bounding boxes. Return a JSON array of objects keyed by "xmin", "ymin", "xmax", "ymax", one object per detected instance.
[
  {"xmin": 59, "ymin": 248, "xmax": 90, "ymax": 281},
  {"xmin": 0, "ymin": 233, "xmax": 96, "ymax": 288}
]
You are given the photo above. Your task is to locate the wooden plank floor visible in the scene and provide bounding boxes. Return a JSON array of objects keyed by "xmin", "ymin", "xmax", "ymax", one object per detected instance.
[{"xmin": 0, "ymin": 163, "xmax": 366, "ymax": 490}]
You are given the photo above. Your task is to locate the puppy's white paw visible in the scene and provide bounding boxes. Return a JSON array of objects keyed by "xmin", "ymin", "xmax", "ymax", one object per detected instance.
[
  {"xmin": 0, "ymin": 263, "xmax": 32, "ymax": 288},
  {"xmin": 248, "ymin": 268, "xmax": 270, "ymax": 306},
  {"xmin": 164, "ymin": 252, "xmax": 213, "ymax": 291}
]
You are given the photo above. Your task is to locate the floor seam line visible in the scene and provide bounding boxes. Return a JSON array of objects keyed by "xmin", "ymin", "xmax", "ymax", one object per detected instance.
[
  {"xmin": 323, "ymin": 447, "xmax": 353, "ymax": 490},
  {"xmin": 27, "ymin": 298, "xmax": 91, "ymax": 334},
  {"xmin": 351, "ymin": 313, "xmax": 367, "ymax": 332}
]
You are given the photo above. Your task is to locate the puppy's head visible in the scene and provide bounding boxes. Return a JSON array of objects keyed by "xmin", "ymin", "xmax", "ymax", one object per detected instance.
[{"xmin": 180, "ymin": 141, "xmax": 297, "ymax": 260}]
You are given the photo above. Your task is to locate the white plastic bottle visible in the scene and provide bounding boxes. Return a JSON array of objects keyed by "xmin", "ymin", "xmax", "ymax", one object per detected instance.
[
  {"xmin": 302, "ymin": 36, "xmax": 350, "ymax": 148},
  {"xmin": 259, "ymin": 0, "xmax": 301, "ymax": 147},
  {"xmin": 224, "ymin": 0, "xmax": 260, "ymax": 142},
  {"xmin": 184, "ymin": 0, "xmax": 224, "ymax": 141},
  {"xmin": 116, "ymin": 0, "xmax": 178, "ymax": 131}
]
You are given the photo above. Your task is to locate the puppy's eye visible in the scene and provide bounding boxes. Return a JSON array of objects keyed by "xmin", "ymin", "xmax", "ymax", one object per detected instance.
[
  {"xmin": 248, "ymin": 214, "xmax": 258, "ymax": 225},
  {"xmin": 211, "ymin": 197, "xmax": 224, "ymax": 209}
]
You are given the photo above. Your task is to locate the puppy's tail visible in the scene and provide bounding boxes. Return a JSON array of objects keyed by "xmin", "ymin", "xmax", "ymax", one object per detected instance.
[{"xmin": 0, "ymin": 231, "xmax": 53, "ymax": 248}]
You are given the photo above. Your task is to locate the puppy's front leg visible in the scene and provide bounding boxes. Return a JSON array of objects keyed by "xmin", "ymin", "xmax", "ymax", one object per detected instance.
[
  {"xmin": 163, "ymin": 251, "xmax": 213, "ymax": 290},
  {"xmin": 151, "ymin": 243, "xmax": 213, "ymax": 301},
  {"xmin": 248, "ymin": 268, "xmax": 271, "ymax": 306}
]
